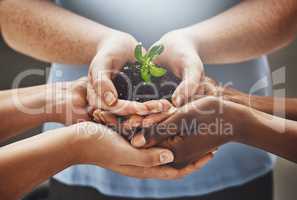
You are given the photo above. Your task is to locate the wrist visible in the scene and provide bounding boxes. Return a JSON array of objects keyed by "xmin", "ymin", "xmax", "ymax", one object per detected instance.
[
  {"xmin": 43, "ymin": 83, "xmax": 69, "ymax": 124},
  {"xmin": 179, "ymin": 27, "xmax": 202, "ymax": 56},
  {"xmin": 96, "ymin": 29, "xmax": 135, "ymax": 52},
  {"xmin": 227, "ymin": 102, "xmax": 255, "ymax": 143},
  {"xmin": 58, "ymin": 125, "xmax": 86, "ymax": 165},
  {"xmin": 222, "ymin": 87, "xmax": 249, "ymax": 106}
]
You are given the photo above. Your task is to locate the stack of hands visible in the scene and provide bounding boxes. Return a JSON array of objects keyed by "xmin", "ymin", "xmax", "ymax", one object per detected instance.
[{"xmin": 51, "ymin": 30, "xmax": 254, "ymax": 179}]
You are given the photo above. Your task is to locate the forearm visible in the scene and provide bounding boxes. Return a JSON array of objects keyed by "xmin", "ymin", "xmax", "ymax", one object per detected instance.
[
  {"xmin": 222, "ymin": 87, "xmax": 297, "ymax": 120},
  {"xmin": 0, "ymin": 84, "xmax": 60, "ymax": 142},
  {"xmin": 185, "ymin": 0, "xmax": 297, "ymax": 64},
  {"xmin": 245, "ymin": 96, "xmax": 297, "ymax": 120},
  {"xmin": 0, "ymin": 0, "xmax": 113, "ymax": 64},
  {"xmin": 238, "ymin": 108, "xmax": 297, "ymax": 163},
  {"xmin": 0, "ymin": 126, "xmax": 80, "ymax": 200}
]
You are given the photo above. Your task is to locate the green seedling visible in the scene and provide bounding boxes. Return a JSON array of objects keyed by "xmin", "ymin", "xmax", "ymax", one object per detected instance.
[{"xmin": 134, "ymin": 43, "xmax": 167, "ymax": 82}]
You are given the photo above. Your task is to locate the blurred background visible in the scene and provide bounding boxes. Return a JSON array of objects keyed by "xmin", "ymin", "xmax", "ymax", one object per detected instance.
[{"xmin": 0, "ymin": 36, "xmax": 297, "ymax": 200}]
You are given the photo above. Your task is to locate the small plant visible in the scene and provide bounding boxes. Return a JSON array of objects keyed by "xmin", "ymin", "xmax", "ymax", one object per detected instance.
[{"xmin": 134, "ymin": 43, "xmax": 167, "ymax": 82}]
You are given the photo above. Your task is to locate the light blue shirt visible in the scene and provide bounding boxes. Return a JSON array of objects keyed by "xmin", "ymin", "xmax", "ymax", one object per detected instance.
[{"xmin": 44, "ymin": 0, "xmax": 275, "ymax": 198}]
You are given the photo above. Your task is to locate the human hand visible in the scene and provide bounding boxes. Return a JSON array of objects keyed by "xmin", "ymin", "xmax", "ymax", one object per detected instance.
[
  {"xmin": 70, "ymin": 122, "xmax": 212, "ymax": 179},
  {"xmin": 47, "ymin": 77, "xmax": 91, "ymax": 125},
  {"xmin": 88, "ymin": 31, "xmax": 170, "ymax": 116},
  {"xmin": 131, "ymin": 97, "xmax": 246, "ymax": 168},
  {"xmin": 203, "ymin": 76, "xmax": 250, "ymax": 106},
  {"xmin": 151, "ymin": 29, "xmax": 204, "ymax": 107}
]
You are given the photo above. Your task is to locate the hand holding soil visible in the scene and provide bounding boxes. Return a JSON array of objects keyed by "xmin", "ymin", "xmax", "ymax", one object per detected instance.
[
  {"xmin": 151, "ymin": 30, "xmax": 205, "ymax": 107},
  {"xmin": 87, "ymin": 31, "xmax": 171, "ymax": 116},
  {"xmin": 90, "ymin": 41, "xmax": 253, "ymax": 169},
  {"xmin": 90, "ymin": 42, "xmax": 217, "ymax": 169}
]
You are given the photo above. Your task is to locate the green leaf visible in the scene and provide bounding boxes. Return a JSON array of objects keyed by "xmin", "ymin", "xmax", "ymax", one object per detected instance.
[
  {"xmin": 140, "ymin": 65, "xmax": 151, "ymax": 82},
  {"xmin": 150, "ymin": 64, "xmax": 167, "ymax": 77},
  {"xmin": 134, "ymin": 43, "xmax": 144, "ymax": 63},
  {"xmin": 147, "ymin": 44, "xmax": 164, "ymax": 61}
]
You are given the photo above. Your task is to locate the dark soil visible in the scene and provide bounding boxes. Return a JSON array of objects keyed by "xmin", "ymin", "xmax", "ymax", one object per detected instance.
[{"xmin": 113, "ymin": 63, "xmax": 181, "ymax": 103}]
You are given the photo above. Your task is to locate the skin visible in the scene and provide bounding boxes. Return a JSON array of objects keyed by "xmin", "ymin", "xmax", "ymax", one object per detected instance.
[
  {"xmin": 0, "ymin": 78, "xmax": 214, "ymax": 200},
  {"xmin": 203, "ymin": 76, "xmax": 297, "ymax": 121},
  {"xmin": 0, "ymin": 0, "xmax": 296, "ymax": 194},
  {"xmin": 150, "ymin": 0, "xmax": 297, "ymax": 107},
  {"xmin": 2, "ymin": 0, "xmax": 296, "ymax": 111},
  {"xmin": 132, "ymin": 97, "xmax": 297, "ymax": 167},
  {"xmin": 0, "ymin": 77, "xmax": 90, "ymax": 142},
  {"xmin": 0, "ymin": 0, "xmax": 175, "ymax": 115}
]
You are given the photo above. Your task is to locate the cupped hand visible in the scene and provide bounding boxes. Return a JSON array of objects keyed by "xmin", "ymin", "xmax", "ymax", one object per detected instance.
[
  {"xmin": 72, "ymin": 122, "xmax": 212, "ymax": 179},
  {"xmin": 88, "ymin": 31, "xmax": 172, "ymax": 116},
  {"xmin": 131, "ymin": 97, "xmax": 246, "ymax": 168},
  {"xmin": 151, "ymin": 30, "xmax": 205, "ymax": 107}
]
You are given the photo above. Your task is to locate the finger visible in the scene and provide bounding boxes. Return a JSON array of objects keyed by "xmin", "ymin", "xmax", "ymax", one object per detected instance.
[
  {"xmin": 131, "ymin": 133, "xmax": 147, "ymax": 148},
  {"xmin": 104, "ymin": 100, "xmax": 150, "ymax": 116},
  {"xmin": 126, "ymin": 147, "xmax": 174, "ymax": 167},
  {"xmin": 202, "ymin": 76, "xmax": 219, "ymax": 96},
  {"xmin": 131, "ymin": 124, "xmax": 176, "ymax": 148},
  {"xmin": 121, "ymin": 115, "xmax": 144, "ymax": 140},
  {"xmin": 87, "ymin": 82, "xmax": 100, "ymax": 109},
  {"xmin": 92, "ymin": 109, "xmax": 103, "ymax": 123},
  {"xmin": 131, "ymin": 107, "xmax": 177, "ymax": 148},
  {"xmin": 88, "ymin": 82, "xmax": 150, "ymax": 116},
  {"xmin": 93, "ymin": 109, "xmax": 118, "ymax": 127},
  {"xmin": 143, "ymin": 99, "xmax": 172, "ymax": 114},
  {"xmin": 172, "ymin": 58, "xmax": 204, "ymax": 107},
  {"xmin": 174, "ymin": 153, "xmax": 213, "ymax": 179},
  {"xmin": 142, "ymin": 107, "xmax": 177, "ymax": 127},
  {"xmin": 116, "ymin": 153, "xmax": 212, "ymax": 180},
  {"xmin": 122, "ymin": 115, "xmax": 143, "ymax": 130},
  {"xmin": 90, "ymin": 57, "xmax": 118, "ymax": 106}
]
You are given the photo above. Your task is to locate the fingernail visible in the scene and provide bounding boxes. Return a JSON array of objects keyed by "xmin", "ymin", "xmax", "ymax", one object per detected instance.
[
  {"xmin": 98, "ymin": 112, "xmax": 106, "ymax": 124},
  {"xmin": 160, "ymin": 151, "xmax": 174, "ymax": 164},
  {"xmin": 131, "ymin": 135, "xmax": 146, "ymax": 147},
  {"xmin": 104, "ymin": 91, "xmax": 116, "ymax": 106},
  {"xmin": 174, "ymin": 96, "xmax": 183, "ymax": 107},
  {"xmin": 93, "ymin": 110, "xmax": 102, "ymax": 122}
]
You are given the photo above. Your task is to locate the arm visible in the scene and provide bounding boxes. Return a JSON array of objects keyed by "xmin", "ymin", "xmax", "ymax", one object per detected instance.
[
  {"xmin": 0, "ymin": 121, "xmax": 209, "ymax": 200},
  {"xmin": 0, "ymin": 126, "xmax": 78, "ymax": 200},
  {"xmin": 0, "ymin": 0, "xmax": 167, "ymax": 115},
  {"xmin": 0, "ymin": 78, "xmax": 90, "ymax": 142},
  {"xmin": 203, "ymin": 77, "xmax": 297, "ymax": 121},
  {"xmin": 0, "ymin": 0, "xmax": 112, "ymax": 64},
  {"xmin": 151, "ymin": 0, "xmax": 297, "ymax": 107},
  {"xmin": 229, "ymin": 93, "xmax": 297, "ymax": 121},
  {"xmin": 0, "ymin": 85, "xmax": 57, "ymax": 142},
  {"xmin": 186, "ymin": 0, "xmax": 297, "ymax": 63},
  {"xmin": 132, "ymin": 97, "xmax": 297, "ymax": 166},
  {"xmin": 238, "ymin": 106, "xmax": 297, "ymax": 163}
]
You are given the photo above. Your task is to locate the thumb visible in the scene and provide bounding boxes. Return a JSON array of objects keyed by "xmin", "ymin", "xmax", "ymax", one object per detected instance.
[
  {"xmin": 90, "ymin": 56, "xmax": 118, "ymax": 107},
  {"xmin": 172, "ymin": 57, "xmax": 204, "ymax": 107}
]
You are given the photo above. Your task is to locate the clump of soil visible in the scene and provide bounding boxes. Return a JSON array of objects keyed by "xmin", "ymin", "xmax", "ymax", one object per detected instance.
[{"xmin": 113, "ymin": 63, "xmax": 181, "ymax": 102}]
